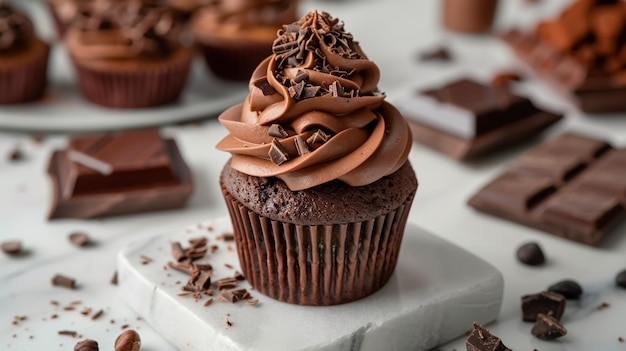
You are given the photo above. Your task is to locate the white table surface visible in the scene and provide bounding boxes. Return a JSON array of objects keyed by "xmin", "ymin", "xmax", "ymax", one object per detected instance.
[{"xmin": 2, "ymin": 0, "xmax": 626, "ymax": 350}]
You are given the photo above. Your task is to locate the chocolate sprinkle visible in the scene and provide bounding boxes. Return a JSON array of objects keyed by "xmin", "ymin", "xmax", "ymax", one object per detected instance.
[
  {"xmin": 52, "ymin": 274, "xmax": 77, "ymax": 289},
  {"xmin": 531, "ymin": 313, "xmax": 567, "ymax": 340},
  {"xmin": 268, "ymin": 139, "xmax": 289, "ymax": 165},
  {"xmin": 253, "ymin": 78, "xmax": 276, "ymax": 96},
  {"xmin": 268, "ymin": 124, "xmax": 289, "ymax": 138}
]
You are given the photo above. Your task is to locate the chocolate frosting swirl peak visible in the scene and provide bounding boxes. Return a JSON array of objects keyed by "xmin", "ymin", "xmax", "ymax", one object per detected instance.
[
  {"xmin": 217, "ymin": 11, "xmax": 412, "ymax": 191},
  {"xmin": 0, "ymin": 3, "xmax": 35, "ymax": 53}
]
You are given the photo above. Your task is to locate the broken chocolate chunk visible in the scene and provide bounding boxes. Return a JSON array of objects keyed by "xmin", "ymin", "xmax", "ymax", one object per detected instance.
[
  {"xmin": 307, "ymin": 129, "xmax": 331, "ymax": 145},
  {"xmin": 548, "ymin": 279, "xmax": 583, "ymax": 299},
  {"xmin": 268, "ymin": 124, "xmax": 289, "ymax": 138},
  {"xmin": 466, "ymin": 322, "xmax": 511, "ymax": 351},
  {"xmin": 253, "ymin": 78, "xmax": 276, "ymax": 96},
  {"xmin": 516, "ymin": 242, "xmax": 545, "ymax": 266},
  {"xmin": 268, "ymin": 139, "xmax": 289, "ymax": 165},
  {"xmin": 531, "ymin": 313, "xmax": 567, "ymax": 340},
  {"xmin": 521, "ymin": 291, "xmax": 565, "ymax": 322},
  {"xmin": 294, "ymin": 135, "xmax": 311, "ymax": 156},
  {"xmin": 288, "ymin": 80, "xmax": 305, "ymax": 99},
  {"xmin": 52, "ymin": 274, "xmax": 77, "ymax": 289},
  {"xmin": 1, "ymin": 240, "xmax": 22, "ymax": 256},
  {"xmin": 171, "ymin": 242, "xmax": 187, "ymax": 262}
]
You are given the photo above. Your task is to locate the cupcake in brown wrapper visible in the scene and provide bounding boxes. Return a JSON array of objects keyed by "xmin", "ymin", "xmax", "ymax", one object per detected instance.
[
  {"xmin": 0, "ymin": 4, "xmax": 50, "ymax": 104},
  {"xmin": 190, "ymin": 0, "xmax": 298, "ymax": 81},
  {"xmin": 66, "ymin": 0, "xmax": 192, "ymax": 108},
  {"xmin": 221, "ymin": 162, "xmax": 416, "ymax": 305},
  {"xmin": 216, "ymin": 11, "xmax": 418, "ymax": 305}
]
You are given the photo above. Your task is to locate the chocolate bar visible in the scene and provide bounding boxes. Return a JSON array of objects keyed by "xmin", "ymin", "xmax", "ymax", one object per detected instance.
[
  {"xmin": 469, "ymin": 132, "xmax": 626, "ymax": 246},
  {"xmin": 397, "ymin": 78, "xmax": 562, "ymax": 160},
  {"xmin": 503, "ymin": 0, "xmax": 626, "ymax": 113},
  {"xmin": 47, "ymin": 128, "xmax": 193, "ymax": 219}
]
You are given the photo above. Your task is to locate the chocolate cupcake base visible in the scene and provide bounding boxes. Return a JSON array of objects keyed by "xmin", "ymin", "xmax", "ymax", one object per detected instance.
[
  {"xmin": 0, "ymin": 39, "xmax": 50, "ymax": 104},
  {"xmin": 71, "ymin": 47, "xmax": 193, "ymax": 109},
  {"xmin": 220, "ymin": 162, "xmax": 418, "ymax": 306}
]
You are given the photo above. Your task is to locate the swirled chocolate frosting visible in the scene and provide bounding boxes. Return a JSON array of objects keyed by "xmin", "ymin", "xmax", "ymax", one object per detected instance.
[
  {"xmin": 217, "ymin": 11, "xmax": 413, "ymax": 191},
  {"xmin": 0, "ymin": 3, "xmax": 35, "ymax": 53},
  {"xmin": 202, "ymin": 0, "xmax": 296, "ymax": 28},
  {"xmin": 68, "ymin": 0, "xmax": 181, "ymax": 59}
]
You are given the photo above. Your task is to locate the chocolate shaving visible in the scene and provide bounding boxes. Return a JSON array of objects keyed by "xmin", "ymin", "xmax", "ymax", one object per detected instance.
[
  {"xmin": 204, "ymin": 298, "xmax": 214, "ymax": 307},
  {"xmin": 294, "ymin": 135, "xmax": 311, "ymax": 155},
  {"xmin": 215, "ymin": 277, "xmax": 238, "ymax": 290},
  {"xmin": 253, "ymin": 78, "xmax": 276, "ymax": 96},
  {"xmin": 288, "ymin": 80, "xmax": 305, "ymax": 99},
  {"xmin": 268, "ymin": 124, "xmax": 289, "ymax": 138},
  {"xmin": 58, "ymin": 330, "xmax": 78, "ymax": 337},
  {"xmin": 91, "ymin": 309, "xmax": 103, "ymax": 320},
  {"xmin": 268, "ymin": 139, "xmax": 289, "ymax": 165},
  {"xmin": 52, "ymin": 274, "xmax": 77, "ymax": 290},
  {"xmin": 307, "ymin": 129, "xmax": 331, "ymax": 145},
  {"xmin": 171, "ymin": 242, "xmax": 187, "ymax": 262}
]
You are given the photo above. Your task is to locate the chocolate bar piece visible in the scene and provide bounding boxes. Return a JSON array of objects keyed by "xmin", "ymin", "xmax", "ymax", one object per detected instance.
[
  {"xmin": 521, "ymin": 291, "xmax": 565, "ymax": 322},
  {"xmin": 465, "ymin": 322, "xmax": 511, "ymax": 351},
  {"xmin": 47, "ymin": 128, "xmax": 193, "ymax": 219},
  {"xmin": 469, "ymin": 132, "xmax": 626, "ymax": 246},
  {"xmin": 531, "ymin": 313, "xmax": 567, "ymax": 340},
  {"xmin": 397, "ymin": 78, "xmax": 562, "ymax": 160},
  {"xmin": 503, "ymin": 0, "xmax": 626, "ymax": 113}
]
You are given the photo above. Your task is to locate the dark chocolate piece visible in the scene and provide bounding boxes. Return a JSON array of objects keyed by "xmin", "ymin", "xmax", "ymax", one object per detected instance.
[
  {"xmin": 400, "ymin": 78, "xmax": 562, "ymax": 160},
  {"xmin": 47, "ymin": 128, "xmax": 193, "ymax": 219},
  {"xmin": 531, "ymin": 313, "xmax": 567, "ymax": 340},
  {"xmin": 516, "ymin": 242, "xmax": 545, "ymax": 266},
  {"xmin": 521, "ymin": 291, "xmax": 565, "ymax": 322},
  {"xmin": 294, "ymin": 135, "xmax": 310, "ymax": 156},
  {"xmin": 75, "ymin": 339, "xmax": 99, "ymax": 351},
  {"xmin": 52, "ymin": 274, "xmax": 76, "ymax": 289},
  {"xmin": 503, "ymin": 2, "xmax": 626, "ymax": 114},
  {"xmin": 419, "ymin": 46, "xmax": 453, "ymax": 62},
  {"xmin": 616, "ymin": 269, "xmax": 626, "ymax": 289},
  {"xmin": 469, "ymin": 132, "xmax": 626, "ymax": 246},
  {"xmin": 171, "ymin": 242, "xmax": 187, "ymax": 262},
  {"xmin": 253, "ymin": 78, "xmax": 276, "ymax": 96},
  {"xmin": 268, "ymin": 124, "xmax": 289, "ymax": 138},
  {"xmin": 466, "ymin": 322, "xmax": 511, "ymax": 351},
  {"xmin": 1, "ymin": 240, "xmax": 22, "ymax": 255},
  {"xmin": 268, "ymin": 139, "xmax": 289, "ymax": 165},
  {"xmin": 306, "ymin": 129, "xmax": 331, "ymax": 145},
  {"xmin": 548, "ymin": 279, "xmax": 583, "ymax": 299},
  {"xmin": 68, "ymin": 232, "xmax": 91, "ymax": 247}
]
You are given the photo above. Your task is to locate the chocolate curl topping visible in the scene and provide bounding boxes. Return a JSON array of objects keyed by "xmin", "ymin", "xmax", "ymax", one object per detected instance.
[
  {"xmin": 271, "ymin": 11, "xmax": 370, "ymax": 101},
  {"xmin": 0, "ymin": 3, "xmax": 35, "ymax": 52}
]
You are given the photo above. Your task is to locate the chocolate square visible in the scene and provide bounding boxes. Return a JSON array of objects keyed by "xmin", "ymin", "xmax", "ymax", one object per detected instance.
[
  {"xmin": 48, "ymin": 128, "xmax": 193, "ymax": 219},
  {"xmin": 521, "ymin": 291, "xmax": 566, "ymax": 322},
  {"xmin": 399, "ymin": 78, "xmax": 562, "ymax": 160}
]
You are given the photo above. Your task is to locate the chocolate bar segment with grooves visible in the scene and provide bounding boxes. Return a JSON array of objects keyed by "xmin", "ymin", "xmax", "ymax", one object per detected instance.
[
  {"xmin": 469, "ymin": 132, "xmax": 626, "ymax": 246},
  {"xmin": 47, "ymin": 128, "xmax": 193, "ymax": 219},
  {"xmin": 398, "ymin": 78, "xmax": 562, "ymax": 160}
]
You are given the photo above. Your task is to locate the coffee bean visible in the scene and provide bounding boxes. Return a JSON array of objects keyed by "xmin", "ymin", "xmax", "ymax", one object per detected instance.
[
  {"xmin": 548, "ymin": 279, "xmax": 583, "ymax": 299},
  {"xmin": 516, "ymin": 242, "xmax": 545, "ymax": 266}
]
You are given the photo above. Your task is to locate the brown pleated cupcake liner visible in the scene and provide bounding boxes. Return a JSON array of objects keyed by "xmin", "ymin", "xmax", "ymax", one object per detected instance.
[
  {"xmin": 222, "ymin": 187, "xmax": 415, "ymax": 306},
  {"xmin": 72, "ymin": 52, "xmax": 192, "ymax": 109},
  {"xmin": 197, "ymin": 40, "xmax": 271, "ymax": 81},
  {"xmin": 0, "ymin": 43, "xmax": 50, "ymax": 104}
]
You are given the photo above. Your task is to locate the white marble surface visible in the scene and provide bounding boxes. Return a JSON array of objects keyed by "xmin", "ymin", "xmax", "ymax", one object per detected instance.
[
  {"xmin": 118, "ymin": 219, "xmax": 502, "ymax": 351},
  {"xmin": 2, "ymin": 0, "xmax": 626, "ymax": 350}
]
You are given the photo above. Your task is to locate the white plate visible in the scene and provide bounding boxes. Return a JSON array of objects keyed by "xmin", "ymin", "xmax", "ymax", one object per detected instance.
[{"xmin": 0, "ymin": 2, "xmax": 249, "ymax": 134}]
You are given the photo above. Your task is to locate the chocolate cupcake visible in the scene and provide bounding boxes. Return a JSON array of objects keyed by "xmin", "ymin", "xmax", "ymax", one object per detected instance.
[
  {"xmin": 66, "ymin": 0, "xmax": 193, "ymax": 108},
  {"xmin": 217, "ymin": 11, "xmax": 417, "ymax": 306},
  {"xmin": 0, "ymin": 2, "xmax": 50, "ymax": 104},
  {"xmin": 190, "ymin": 0, "xmax": 298, "ymax": 81}
]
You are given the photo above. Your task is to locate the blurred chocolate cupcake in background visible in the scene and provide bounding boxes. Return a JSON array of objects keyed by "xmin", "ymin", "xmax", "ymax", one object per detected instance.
[
  {"xmin": 190, "ymin": 0, "xmax": 299, "ymax": 81},
  {"xmin": 0, "ymin": 1, "xmax": 50, "ymax": 104},
  {"xmin": 66, "ymin": 0, "xmax": 193, "ymax": 108},
  {"xmin": 441, "ymin": 0, "xmax": 499, "ymax": 34}
]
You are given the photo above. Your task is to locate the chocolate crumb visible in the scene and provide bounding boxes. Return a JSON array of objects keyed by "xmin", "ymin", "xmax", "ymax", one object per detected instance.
[
  {"xmin": 204, "ymin": 298, "xmax": 214, "ymax": 307},
  {"xmin": 516, "ymin": 242, "xmax": 545, "ymax": 266},
  {"xmin": 51, "ymin": 314, "xmax": 58, "ymax": 319},
  {"xmin": 531, "ymin": 313, "xmax": 567, "ymax": 340},
  {"xmin": 91, "ymin": 309, "xmax": 103, "ymax": 321},
  {"xmin": 111, "ymin": 271, "xmax": 118, "ymax": 285},
  {"xmin": 268, "ymin": 139, "xmax": 289, "ymax": 165},
  {"xmin": 69, "ymin": 232, "xmax": 91, "ymax": 247},
  {"xmin": 140, "ymin": 255, "xmax": 153, "ymax": 265},
  {"xmin": 1, "ymin": 240, "xmax": 22, "ymax": 256},
  {"xmin": 224, "ymin": 263, "xmax": 233, "ymax": 269},
  {"xmin": 247, "ymin": 299, "xmax": 259, "ymax": 306},
  {"xmin": 50, "ymin": 300, "xmax": 59, "ymax": 306},
  {"xmin": 30, "ymin": 134, "xmax": 44, "ymax": 144},
  {"xmin": 8, "ymin": 146, "xmax": 23, "ymax": 162},
  {"xmin": 52, "ymin": 274, "xmax": 77, "ymax": 289},
  {"xmin": 419, "ymin": 46, "xmax": 453, "ymax": 62},
  {"xmin": 597, "ymin": 302, "xmax": 610, "ymax": 310},
  {"xmin": 268, "ymin": 124, "xmax": 289, "ymax": 138},
  {"xmin": 74, "ymin": 339, "xmax": 99, "ymax": 351},
  {"xmin": 121, "ymin": 324, "xmax": 129, "ymax": 330},
  {"xmin": 226, "ymin": 315, "xmax": 233, "ymax": 328},
  {"xmin": 221, "ymin": 233, "xmax": 234, "ymax": 241},
  {"xmin": 58, "ymin": 330, "xmax": 78, "ymax": 337},
  {"xmin": 619, "ymin": 337, "xmax": 624, "ymax": 343}
]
